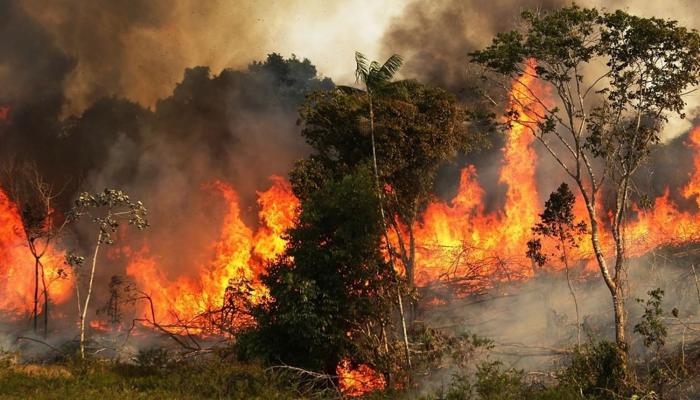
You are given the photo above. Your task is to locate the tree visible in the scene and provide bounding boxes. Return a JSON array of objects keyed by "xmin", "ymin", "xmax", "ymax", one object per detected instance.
[
  {"xmin": 240, "ymin": 168, "xmax": 398, "ymax": 379},
  {"xmin": 0, "ymin": 161, "xmax": 69, "ymax": 336},
  {"xmin": 296, "ymin": 57, "xmax": 485, "ymax": 286},
  {"xmin": 68, "ymin": 189, "xmax": 148, "ymax": 359},
  {"xmin": 296, "ymin": 55, "xmax": 485, "ymax": 370},
  {"xmin": 471, "ymin": 5, "xmax": 700, "ymax": 371},
  {"xmin": 526, "ymin": 182, "xmax": 586, "ymax": 346}
]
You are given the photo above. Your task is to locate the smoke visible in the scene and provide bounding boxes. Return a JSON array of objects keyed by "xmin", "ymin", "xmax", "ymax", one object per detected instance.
[
  {"xmin": 2, "ymin": 0, "xmax": 700, "ymax": 372},
  {"xmin": 1, "ymin": 0, "xmax": 336, "ymax": 330},
  {"xmin": 380, "ymin": 0, "xmax": 700, "ymax": 213},
  {"xmin": 417, "ymin": 251, "xmax": 700, "ymax": 390},
  {"xmin": 14, "ymin": 0, "xmax": 404, "ymax": 116}
]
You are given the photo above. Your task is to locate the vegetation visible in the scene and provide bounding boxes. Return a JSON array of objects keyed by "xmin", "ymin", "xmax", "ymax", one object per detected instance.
[
  {"xmin": 295, "ymin": 57, "xmax": 485, "ymax": 287},
  {"xmin": 5, "ymin": 5, "xmax": 700, "ymax": 400},
  {"xmin": 67, "ymin": 189, "xmax": 148, "ymax": 359},
  {"xmin": 471, "ymin": 4, "xmax": 700, "ymax": 373},
  {"xmin": 527, "ymin": 183, "xmax": 587, "ymax": 346},
  {"xmin": 238, "ymin": 168, "xmax": 398, "ymax": 377},
  {"xmin": 0, "ymin": 356, "xmax": 303, "ymax": 400},
  {"xmin": 0, "ymin": 161, "xmax": 68, "ymax": 336}
]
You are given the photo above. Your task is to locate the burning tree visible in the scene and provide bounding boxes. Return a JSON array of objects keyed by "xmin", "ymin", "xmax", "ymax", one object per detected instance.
[
  {"xmin": 471, "ymin": 5, "xmax": 700, "ymax": 372},
  {"xmin": 0, "ymin": 161, "xmax": 69, "ymax": 335},
  {"xmin": 68, "ymin": 189, "xmax": 148, "ymax": 359}
]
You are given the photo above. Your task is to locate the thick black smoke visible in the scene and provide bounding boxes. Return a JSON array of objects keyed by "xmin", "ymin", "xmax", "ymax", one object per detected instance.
[
  {"xmin": 1, "ymin": 6, "xmax": 334, "ymax": 318},
  {"xmin": 380, "ymin": 0, "xmax": 566, "ymax": 211},
  {"xmin": 380, "ymin": 0, "xmax": 699, "ymax": 214}
]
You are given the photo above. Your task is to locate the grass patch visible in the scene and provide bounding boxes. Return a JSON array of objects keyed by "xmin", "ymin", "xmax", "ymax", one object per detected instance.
[{"xmin": 0, "ymin": 357, "xmax": 302, "ymax": 400}]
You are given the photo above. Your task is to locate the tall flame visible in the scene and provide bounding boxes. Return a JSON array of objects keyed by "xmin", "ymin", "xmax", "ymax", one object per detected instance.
[
  {"xmin": 410, "ymin": 61, "xmax": 545, "ymax": 285},
  {"xmin": 0, "ymin": 188, "xmax": 72, "ymax": 317},
  {"xmin": 126, "ymin": 176, "xmax": 299, "ymax": 327}
]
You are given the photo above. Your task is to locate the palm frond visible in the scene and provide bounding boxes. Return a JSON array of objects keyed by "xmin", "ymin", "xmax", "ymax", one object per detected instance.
[
  {"xmin": 354, "ymin": 51, "xmax": 369, "ymax": 84},
  {"xmin": 377, "ymin": 54, "xmax": 404, "ymax": 82}
]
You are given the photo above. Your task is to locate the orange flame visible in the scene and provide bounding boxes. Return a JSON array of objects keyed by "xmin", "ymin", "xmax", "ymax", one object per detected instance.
[
  {"xmin": 410, "ymin": 61, "xmax": 546, "ymax": 285},
  {"xmin": 126, "ymin": 176, "xmax": 299, "ymax": 328},
  {"xmin": 337, "ymin": 358, "xmax": 386, "ymax": 397},
  {"xmin": 0, "ymin": 188, "xmax": 72, "ymax": 318},
  {"xmin": 409, "ymin": 62, "xmax": 700, "ymax": 288}
]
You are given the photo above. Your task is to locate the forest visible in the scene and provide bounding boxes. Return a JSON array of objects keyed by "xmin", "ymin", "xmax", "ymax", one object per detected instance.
[{"xmin": 4, "ymin": 2, "xmax": 700, "ymax": 399}]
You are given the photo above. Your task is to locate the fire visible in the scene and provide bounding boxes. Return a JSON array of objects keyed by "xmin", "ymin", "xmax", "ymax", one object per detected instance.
[
  {"xmin": 0, "ymin": 188, "xmax": 72, "ymax": 318},
  {"xmin": 336, "ymin": 358, "xmax": 386, "ymax": 397},
  {"xmin": 3, "ymin": 56, "xmax": 700, "ymax": 361},
  {"xmin": 409, "ymin": 63, "xmax": 700, "ymax": 288},
  {"xmin": 0, "ymin": 105, "xmax": 9, "ymax": 121},
  {"xmin": 253, "ymin": 176, "xmax": 300, "ymax": 261},
  {"xmin": 126, "ymin": 176, "xmax": 299, "ymax": 328},
  {"xmin": 410, "ymin": 61, "xmax": 546, "ymax": 285}
]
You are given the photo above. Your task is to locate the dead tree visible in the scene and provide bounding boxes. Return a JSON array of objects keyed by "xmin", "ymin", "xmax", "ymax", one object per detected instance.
[
  {"xmin": 0, "ymin": 161, "xmax": 69, "ymax": 336},
  {"xmin": 68, "ymin": 189, "xmax": 148, "ymax": 359}
]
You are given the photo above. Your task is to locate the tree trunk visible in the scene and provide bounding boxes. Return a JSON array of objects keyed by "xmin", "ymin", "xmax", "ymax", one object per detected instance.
[
  {"xmin": 580, "ymin": 186, "xmax": 628, "ymax": 374},
  {"xmin": 33, "ymin": 257, "xmax": 39, "ymax": 333},
  {"xmin": 406, "ymin": 225, "xmax": 415, "ymax": 287},
  {"xmin": 612, "ymin": 255, "xmax": 628, "ymax": 369},
  {"xmin": 80, "ymin": 231, "xmax": 102, "ymax": 359},
  {"xmin": 40, "ymin": 261, "xmax": 48, "ymax": 337},
  {"xmin": 367, "ymin": 92, "xmax": 412, "ymax": 369},
  {"xmin": 560, "ymin": 235, "xmax": 580, "ymax": 347}
]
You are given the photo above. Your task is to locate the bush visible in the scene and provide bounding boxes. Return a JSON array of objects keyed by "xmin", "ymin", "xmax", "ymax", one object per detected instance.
[
  {"xmin": 421, "ymin": 361, "xmax": 579, "ymax": 400},
  {"xmin": 559, "ymin": 340, "xmax": 627, "ymax": 398}
]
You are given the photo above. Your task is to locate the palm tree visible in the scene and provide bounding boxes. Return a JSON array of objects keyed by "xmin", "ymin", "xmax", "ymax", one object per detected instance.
[
  {"xmin": 350, "ymin": 52, "xmax": 412, "ymax": 368},
  {"xmin": 353, "ymin": 51, "xmax": 403, "ymax": 196}
]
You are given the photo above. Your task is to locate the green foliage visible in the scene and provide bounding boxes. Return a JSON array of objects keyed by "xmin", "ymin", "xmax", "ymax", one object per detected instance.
[
  {"xmin": 353, "ymin": 52, "xmax": 404, "ymax": 93},
  {"xmin": 634, "ymin": 289, "xmax": 667, "ymax": 350},
  {"xmin": 559, "ymin": 340, "xmax": 627, "ymax": 398},
  {"xmin": 239, "ymin": 168, "xmax": 396, "ymax": 374},
  {"xmin": 421, "ymin": 361, "xmax": 580, "ymax": 400},
  {"xmin": 471, "ymin": 5, "xmax": 700, "ymax": 175},
  {"xmin": 473, "ymin": 362, "xmax": 528, "ymax": 400},
  {"xmin": 296, "ymin": 78, "xmax": 484, "ymax": 230}
]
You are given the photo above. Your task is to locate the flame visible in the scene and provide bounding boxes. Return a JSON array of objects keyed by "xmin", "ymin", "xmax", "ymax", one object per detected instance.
[
  {"xmin": 126, "ymin": 176, "xmax": 299, "ymax": 328},
  {"xmin": 253, "ymin": 175, "xmax": 301, "ymax": 262},
  {"xmin": 0, "ymin": 105, "xmax": 9, "ymax": 121},
  {"xmin": 0, "ymin": 188, "xmax": 72, "ymax": 318},
  {"xmin": 409, "ymin": 61, "xmax": 545, "ymax": 285},
  {"xmin": 5, "ymin": 58, "xmax": 700, "ymax": 345},
  {"xmin": 409, "ymin": 63, "xmax": 700, "ymax": 289},
  {"xmin": 337, "ymin": 358, "xmax": 386, "ymax": 397}
]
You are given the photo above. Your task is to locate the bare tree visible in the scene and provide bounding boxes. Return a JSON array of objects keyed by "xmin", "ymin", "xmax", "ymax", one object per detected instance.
[
  {"xmin": 0, "ymin": 161, "xmax": 69, "ymax": 335},
  {"xmin": 67, "ymin": 189, "xmax": 148, "ymax": 359}
]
